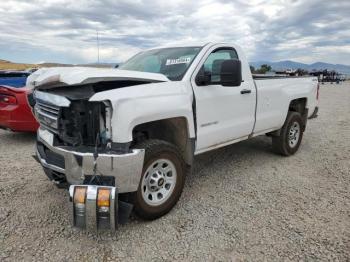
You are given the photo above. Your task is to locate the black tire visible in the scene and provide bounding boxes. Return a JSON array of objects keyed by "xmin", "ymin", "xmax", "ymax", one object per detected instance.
[
  {"xmin": 272, "ymin": 112, "xmax": 304, "ymax": 156},
  {"xmin": 133, "ymin": 139, "xmax": 186, "ymax": 220}
]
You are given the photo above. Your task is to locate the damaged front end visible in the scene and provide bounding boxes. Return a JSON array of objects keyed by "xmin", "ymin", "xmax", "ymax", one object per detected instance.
[
  {"xmin": 33, "ymin": 86, "xmax": 145, "ymax": 231},
  {"xmin": 28, "ymin": 67, "xmax": 171, "ymax": 231}
]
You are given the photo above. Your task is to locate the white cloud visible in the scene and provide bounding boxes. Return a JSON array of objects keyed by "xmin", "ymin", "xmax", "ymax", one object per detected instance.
[{"xmin": 0, "ymin": 0, "xmax": 349, "ymax": 65}]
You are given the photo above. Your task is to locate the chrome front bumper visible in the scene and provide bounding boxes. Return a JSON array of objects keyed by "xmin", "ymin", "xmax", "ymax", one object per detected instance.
[{"xmin": 36, "ymin": 128, "xmax": 145, "ymax": 193}]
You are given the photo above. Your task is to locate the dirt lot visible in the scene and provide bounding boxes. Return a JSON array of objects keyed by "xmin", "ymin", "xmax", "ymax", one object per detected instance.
[{"xmin": 0, "ymin": 83, "xmax": 349, "ymax": 261}]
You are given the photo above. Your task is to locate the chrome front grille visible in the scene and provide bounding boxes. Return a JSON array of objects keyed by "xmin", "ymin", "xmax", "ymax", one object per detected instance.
[{"xmin": 35, "ymin": 101, "xmax": 60, "ymax": 134}]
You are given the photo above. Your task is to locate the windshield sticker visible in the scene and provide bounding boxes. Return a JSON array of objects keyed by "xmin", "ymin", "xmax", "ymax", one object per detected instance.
[{"xmin": 166, "ymin": 57, "xmax": 191, "ymax": 66}]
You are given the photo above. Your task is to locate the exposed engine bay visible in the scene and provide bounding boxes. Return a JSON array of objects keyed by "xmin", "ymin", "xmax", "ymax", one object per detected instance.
[
  {"xmin": 59, "ymin": 100, "xmax": 106, "ymax": 146},
  {"xmin": 34, "ymin": 80, "xmax": 153, "ymax": 149}
]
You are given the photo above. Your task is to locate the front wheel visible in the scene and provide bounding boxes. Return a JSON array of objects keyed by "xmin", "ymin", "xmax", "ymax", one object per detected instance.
[
  {"xmin": 272, "ymin": 112, "xmax": 304, "ymax": 156},
  {"xmin": 133, "ymin": 139, "xmax": 186, "ymax": 220}
]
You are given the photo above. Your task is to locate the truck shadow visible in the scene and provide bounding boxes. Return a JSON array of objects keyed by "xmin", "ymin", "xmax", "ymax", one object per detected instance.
[
  {"xmin": 0, "ymin": 130, "xmax": 36, "ymax": 143},
  {"xmin": 127, "ymin": 135, "xmax": 275, "ymax": 226},
  {"xmin": 189, "ymin": 135, "xmax": 274, "ymax": 183}
]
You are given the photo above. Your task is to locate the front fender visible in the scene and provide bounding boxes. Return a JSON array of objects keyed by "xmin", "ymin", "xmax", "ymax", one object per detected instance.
[{"xmin": 90, "ymin": 81, "xmax": 195, "ymax": 143}]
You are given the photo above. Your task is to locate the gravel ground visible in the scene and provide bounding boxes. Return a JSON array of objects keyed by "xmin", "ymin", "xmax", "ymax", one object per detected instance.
[{"xmin": 0, "ymin": 83, "xmax": 349, "ymax": 261}]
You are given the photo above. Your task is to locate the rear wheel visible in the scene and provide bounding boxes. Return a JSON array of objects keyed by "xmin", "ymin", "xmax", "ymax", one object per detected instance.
[
  {"xmin": 272, "ymin": 112, "xmax": 304, "ymax": 156},
  {"xmin": 133, "ymin": 139, "xmax": 186, "ymax": 220}
]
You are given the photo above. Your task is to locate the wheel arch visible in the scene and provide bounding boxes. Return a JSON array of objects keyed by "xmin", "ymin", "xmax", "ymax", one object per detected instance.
[
  {"xmin": 132, "ymin": 117, "xmax": 195, "ymax": 165},
  {"xmin": 289, "ymin": 97, "xmax": 307, "ymax": 115},
  {"xmin": 268, "ymin": 97, "xmax": 308, "ymax": 137},
  {"xmin": 289, "ymin": 97, "xmax": 308, "ymax": 131}
]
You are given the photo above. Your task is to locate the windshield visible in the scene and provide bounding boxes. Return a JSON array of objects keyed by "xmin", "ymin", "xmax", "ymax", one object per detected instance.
[{"xmin": 118, "ymin": 46, "xmax": 202, "ymax": 81}]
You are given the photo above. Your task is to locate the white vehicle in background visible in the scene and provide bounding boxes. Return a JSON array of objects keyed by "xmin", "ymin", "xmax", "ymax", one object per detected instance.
[{"xmin": 29, "ymin": 43, "xmax": 319, "ymax": 231}]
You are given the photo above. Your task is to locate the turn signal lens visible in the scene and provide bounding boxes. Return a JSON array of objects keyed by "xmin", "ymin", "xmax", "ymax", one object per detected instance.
[
  {"xmin": 97, "ymin": 188, "xmax": 111, "ymax": 229},
  {"xmin": 97, "ymin": 188, "xmax": 110, "ymax": 207},
  {"xmin": 73, "ymin": 186, "xmax": 87, "ymax": 229},
  {"xmin": 74, "ymin": 187, "xmax": 87, "ymax": 204}
]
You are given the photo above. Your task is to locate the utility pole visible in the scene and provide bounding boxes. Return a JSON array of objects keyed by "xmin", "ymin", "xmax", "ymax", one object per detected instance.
[{"xmin": 96, "ymin": 30, "xmax": 100, "ymax": 64}]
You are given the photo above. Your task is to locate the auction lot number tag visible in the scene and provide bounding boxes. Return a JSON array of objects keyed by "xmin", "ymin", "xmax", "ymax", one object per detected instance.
[{"xmin": 166, "ymin": 57, "xmax": 191, "ymax": 66}]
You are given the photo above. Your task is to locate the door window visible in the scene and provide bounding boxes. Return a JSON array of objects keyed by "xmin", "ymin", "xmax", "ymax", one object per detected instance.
[{"xmin": 202, "ymin": 49, "xmax": 238, "ymax": 84}]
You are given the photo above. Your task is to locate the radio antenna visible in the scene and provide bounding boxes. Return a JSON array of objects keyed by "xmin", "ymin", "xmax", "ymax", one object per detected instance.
[{"xmin": 96, "ymin": 30, "xmax": 100, "ymax": 64}]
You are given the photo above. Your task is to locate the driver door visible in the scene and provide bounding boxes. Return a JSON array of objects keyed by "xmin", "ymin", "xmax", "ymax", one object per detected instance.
[{"xmin": 192, "ymin": 47, "xmax": 256, "ymax": 152}]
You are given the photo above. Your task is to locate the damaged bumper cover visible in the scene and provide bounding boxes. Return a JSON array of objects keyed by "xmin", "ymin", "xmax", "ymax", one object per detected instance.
[{"xmin": 36, "ymin": 128, "xmax": 145, "ymax": 193}]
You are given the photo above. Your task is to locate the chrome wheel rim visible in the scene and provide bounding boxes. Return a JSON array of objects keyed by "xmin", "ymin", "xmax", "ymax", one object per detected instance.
[
  {"xmin": 141, "ymin": 159, "xmax": 177, "ymax": 206},
  {"xmin": 288, "ymin": 121, "xmax": 300, "ymax": 148}
]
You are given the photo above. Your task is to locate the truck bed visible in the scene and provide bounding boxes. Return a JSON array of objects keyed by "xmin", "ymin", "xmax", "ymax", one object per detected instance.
[
  {"xmin": 253, "ymin": 76, "xmax": 318, "ymax": 135},
  {"xmin": 253, "ymin": 74, "xmax": 315, "ymax": 80}
]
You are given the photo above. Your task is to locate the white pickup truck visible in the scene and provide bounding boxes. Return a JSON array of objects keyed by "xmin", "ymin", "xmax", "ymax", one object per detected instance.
[{"xmin": 29, "ymin": 43, "xmax": 319, "ymax": 231}]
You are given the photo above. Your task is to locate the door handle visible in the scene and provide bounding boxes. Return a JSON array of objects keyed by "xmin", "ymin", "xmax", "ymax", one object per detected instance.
[{"xmin": 240, "ymin": 89, "xmax": 251, "ymax": 94}]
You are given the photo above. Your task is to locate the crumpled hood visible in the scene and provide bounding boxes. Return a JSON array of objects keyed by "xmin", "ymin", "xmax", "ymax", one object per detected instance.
[{"xmin": 26, "ymin": 67, "xmax": 169, "ymax": 89}]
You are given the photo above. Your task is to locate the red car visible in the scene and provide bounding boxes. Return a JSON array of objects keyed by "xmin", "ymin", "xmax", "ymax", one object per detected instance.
[{"xmin": 0, "ymin": 71, "xmax": 39, "ymax": 132}]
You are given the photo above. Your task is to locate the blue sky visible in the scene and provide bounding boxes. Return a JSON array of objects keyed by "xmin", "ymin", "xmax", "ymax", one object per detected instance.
[{"xmin": 0, "ymin": 0, "xmax": 349, "ymax": 65}]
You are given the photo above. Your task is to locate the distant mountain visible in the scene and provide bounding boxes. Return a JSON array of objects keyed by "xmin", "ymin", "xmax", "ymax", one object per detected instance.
[
  {"xmin": 0, "ymin": 60, "xmax": 36, "ymax": 71},
  {"xmin": 38, "ymin": 62, "xmax": 72, "ymax": 67},
  {"xmin": 250, "ymin": 60, "xmax": 350, "ymax": 75},
  {"xmin": 0, "ymin": 59, "xmax": 116, "ymax": 70},
  {"xmin": 83, "ymin": 62, "xmax": 118, "ymax": 68},
  {"xmin": 38, "ymin": 62, "xmax": 116, "ymax": 68}
]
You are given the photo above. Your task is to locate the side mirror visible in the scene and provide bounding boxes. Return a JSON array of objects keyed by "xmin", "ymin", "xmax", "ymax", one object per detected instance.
[
  {"xmin": 220, "ymin": 59, "xmax": 242, "ymax": 86},
  {"xmin": 195, "ymin": 68, "xmax": 211, "ymax": 86}
]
